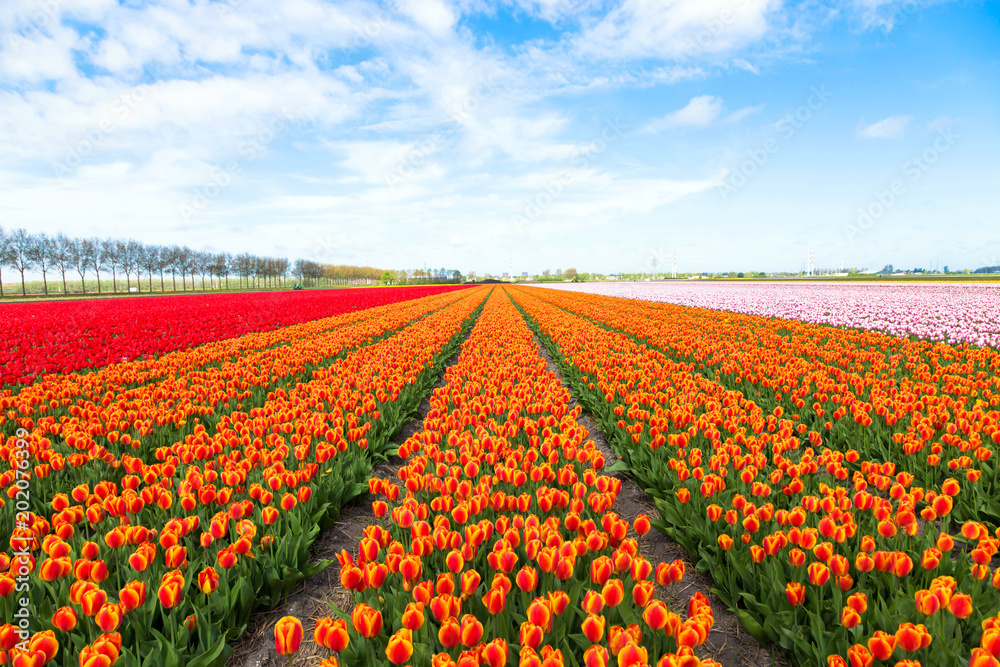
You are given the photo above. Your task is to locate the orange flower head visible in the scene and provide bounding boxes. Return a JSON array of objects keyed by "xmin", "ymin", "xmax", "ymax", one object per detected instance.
[
  {"xmin": 198, "ymin": 566, "xmax": 220, "ymax": 595},
  {"xmin": 352, "ymin": 603, "xmax": 383, "ymax": 638},
  {"xmin": 28, "ymin": 630, "xmax": 59, "ymax": 662},
  {"xmin": 867, "ymin": 630, "xmax": 896, "ymax": 661},
  {"xmin": 438, "ymin": 617, "xmax": 461, "ymax": 649},
  {"xmin": 520, "ymin": 622, "xmax": 543, "ymax": 650},
  {"xmin": 643, "ymin": 600, "xmax": 668, "ymax": 631},
  {"xmin": 52, "ymin": 606, "xmax": 78, "ymax": 632},
  {"xmin": 274, "ymin": 616, "xmax": 303, "ymax": 656},
  {"xmin": 582, "ymin": 613, "xmax": 606, "ymax": 642},
  {"xmin": 840, "ymin": 607, "xmax": 861, "ymax": 629},
  {"xmin": 846, "ymin": 644, "xmax": 873, "ymax": 667},
  {"xmin": 386, "ymin": 628, "xmax": 414, "ymax": 665},
  {"xmin": 895, "ymin": 622, "xmax": 931, "ymax": 652},
  {"xmin": 786, "ymin": 582, "xmax": 806, "ymax": 607},
  {"xmin": 949, "ymin": 593, "xmax": 973, "ymax": 619}
]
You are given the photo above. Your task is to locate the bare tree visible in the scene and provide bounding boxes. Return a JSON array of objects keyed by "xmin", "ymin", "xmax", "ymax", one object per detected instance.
[
  {"xmin": 0, "ymin": 226, "xmax": 11, "ymax": 297},
  {"xmin": 164, "ymin": 245, "xmax": 179, "ymax": 291},
  {"xmin": 26, "ymin": 233, "xmax": 56, "ymax": 295},
  {"xmin": 6, "ymin": 228, "xmax": 36, "ymax": 295},
  {"xmin": 193, "ymin": 251, "xmax": 209, "ymax": 290},
  {"xmin": 139, "ymin": 244, "xmax": 160, "ymax": 292},
  {"xmin": 71, "ymin": 238, "xmax": 93, "ymax": 293},
  {"xmin": 90, "ymin": 238, "xmax": 106, "ymax": 293},
  {"xmin": 209, "ymin": 253, "xmax": 225, "ymax": 290},
  {"xmin": 53, "ymin": 233, "xmax": 73, "ymax": 294},
  {"xmin": 122, "ymin": 239, "xmax": 141, "ymax": 292},
  {"xmin": 217, "ymin": 253, "xmax": 231, "ymax": 289},
  {"xmin": 156, "ymin": 245, "xmax": 171, "ymax": 292},
  {"xmin": 233, "ymin": 252, "xmax": 251, "ymax": 289},
  {"xmin": 174, "ymin": 246, "xmax": 191, "ymax": 290},
  {"xmin": 103, "ymin": 239, "xmax": 121, "ymax": 292},
  {"xmin": 275, "ymin": 257, "xmax": 289, "ymax": 287}
]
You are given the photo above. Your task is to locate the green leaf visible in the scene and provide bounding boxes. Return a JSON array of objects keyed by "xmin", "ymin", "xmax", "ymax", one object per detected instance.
[
  {"xmin": 736, "ymin": 610, "xmax": 767, "ymax": 643},
  {"xmin": 185, "ymin": 635, "xmax": 232, "ymax": 667},
  {"xmin": 603, "ymin": 459, "xmax": 630, "ymax": 472}
]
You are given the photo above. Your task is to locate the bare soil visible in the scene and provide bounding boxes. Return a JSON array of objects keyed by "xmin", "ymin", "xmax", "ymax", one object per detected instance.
[
  {"xmin": 530, "ymin": 332, "xmax": 789, "ymax": 667},
  {"xmin": 226, "ymin": 325, "xmax": 790, "ymax": 667}
]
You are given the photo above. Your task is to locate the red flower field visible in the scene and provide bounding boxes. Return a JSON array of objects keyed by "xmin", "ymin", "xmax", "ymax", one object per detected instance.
[{"xmin": 0, "ymin": 286, "xmax": 468, "ymax": 386}]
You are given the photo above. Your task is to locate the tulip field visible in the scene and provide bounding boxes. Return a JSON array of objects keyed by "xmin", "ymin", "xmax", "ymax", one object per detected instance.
[
  {"xmin": 545, "ymin": 282, "xmax": 1000, "ymax": 349},
  {"xmin": 0, "ymin": 286, "xmax": 467, "ymax": 386},
  {"xmin": 3, "ymin": 283, "xmax": 1000, "ymax": 667}
]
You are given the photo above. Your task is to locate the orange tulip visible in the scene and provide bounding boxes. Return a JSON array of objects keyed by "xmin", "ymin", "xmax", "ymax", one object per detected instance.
[
  {"xmin": 516, "ymin": 566, "xmax": 538, "ymax": 592},
  {"xmin": 786, "ymin": 582, "xmax": 806, "ymax": 606},
  {"xmin": 274, "ymin": 616, "xmax": 303, "ymax": 655},
  {"xmin": 460, "ymin": 615, "xmax": 483, "ymax": 647},
  {"xmin": 867, "ymin": 630, "xmax": 896, "ymax": 661},
  {"xmin": 601, "ymin": 579, "xmax": 625, "ymax": 607},
  {"xmin": 28, "ymin": 630, "xmax": 58, "ymax": 662},
  {"xmin": 895, "ymin": 622, "xmax": 932, "ymax": 652},
  {"xmin": 520, "ymin": 622, "xmax": 543, "ymax": 649},
  {"xmin": 846, "ymin": 644, "xmax": 873, "ymax": 667},
  {"xmin": 582, "ymin": 613, "xmax": 606, "ymax": 642},
  {"xmin": 438, "ymin": 617, "xmax": 461, "ymax": 648},
  {"xmin": 385, "ymin": 628, "xmax": 414, "ymax": 665},
  {"xmin": 351, "ymin": 603, "xmax": 383, "ymax": 638},
  {"xmin": 841, "ymin": 607, "xmax": 861, "ymax": 629},
  {"xmin": 198, "ymin": 566, "xmax": 219, "ymax": 595},
  {"xmin": 482, "ymin": 638, "xmax": 508, "ymax": 667},
  {"xmin": 52, "ymin": 606, "xmax": 78, "ymax": 631},
  {"xmin": 949, "ymin": 593, "xmax": 973, "ymax": 619}
]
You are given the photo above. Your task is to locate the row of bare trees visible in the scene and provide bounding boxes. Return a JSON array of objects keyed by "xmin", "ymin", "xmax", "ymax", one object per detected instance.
[
  {"xmin": 0, "ymin": 226, "xmax": 291, "ymax": 296},
  {"xmin": 290, "ymin": 260, "xmax": 387, "ymax": 286}
]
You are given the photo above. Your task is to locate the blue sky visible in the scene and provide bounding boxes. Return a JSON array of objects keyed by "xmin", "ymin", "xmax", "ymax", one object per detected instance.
[{"xmin": 1, "ymin": 0, "xmax": 997, "ymax": 275}]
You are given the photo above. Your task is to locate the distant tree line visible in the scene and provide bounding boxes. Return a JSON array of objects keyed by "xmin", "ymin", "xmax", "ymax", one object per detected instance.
[
  {"xmin": 291, "ymin": 261, "xmax": 386, "ymax": 287},
  {"xmin": 0, "ymin": 226, "xmax": 387, "ymax": 297}
]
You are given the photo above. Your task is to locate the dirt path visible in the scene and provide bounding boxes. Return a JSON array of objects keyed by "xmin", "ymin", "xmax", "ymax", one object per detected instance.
[
  {"xmin": 529, "ymin": 330, "xmax": 789, "ymax": 667},
  {"xmin": 226, "ymin": 314, "xmax": 789, "ymax": 667},
  {"xmin": 226, "ymin": 358, "xmax": 455, "ymax": 667}
]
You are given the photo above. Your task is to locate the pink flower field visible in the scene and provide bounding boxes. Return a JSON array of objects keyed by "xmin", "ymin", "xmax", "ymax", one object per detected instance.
[{"xmin": 541, "ymin": 281, "xmax": 1000, "ymax": 348}]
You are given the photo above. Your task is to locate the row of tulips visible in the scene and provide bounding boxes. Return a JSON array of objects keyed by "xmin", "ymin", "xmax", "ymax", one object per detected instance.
[
  {"xmin": 507, "ymin": 286, "xmax": 1000, "ymax": 667},
  {"xmin": 0, "ymin": 286, "xmax": 469, "ymax": 386},
  {"xmin": 285, "ymin": 288, "xmax": 723, "ymax": 667},
  {"xmin": 1, "ymin": 286, "xmax": 479, "ymax": 522},
  {"xmin": 542, "ymin": 282, "xmax": 1000, "ymax": 349},
  {"xmin": 0, "ymin": 287, "xmax": 489, "ymax": 666},
  {"xmin": 2, "ymin": 286, "xmax": 469, "ymax": 425}
]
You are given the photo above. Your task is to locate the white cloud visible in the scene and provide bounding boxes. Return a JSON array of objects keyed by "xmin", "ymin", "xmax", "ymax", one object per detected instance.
[
  {"xmin": 573, "ymin": 0, "xmax": 781, "ymax": 62},
  {"xmin": 857, "ymin": 114, "xmax": 913, "ymax": 138},
  {"xmin": 732, "ymin": 58, "xmax": 760, "ymax": 74},
  {"xmin": 652, "ymin": 95, "xmax": 723, "ymax": 130},
  {"xmin": 395, "ymin": 0, "xmax": 456, "ymax": 36},
  {"xmin": 643, "ymin": 95, "xmax": 761, "ymax": 132},
  {"xmin": 927, "ymin": 115, "xmax": 957, "ymax": 132},
  {"xmin": 723, "ymin": 104, "xmax": 764, "ymax": 124},
  {"xmin": 0, "ymin": 0, "xmax": 977, "ymax": 275}
]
